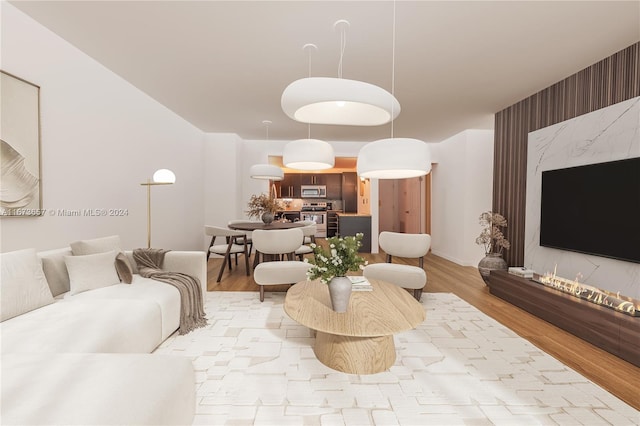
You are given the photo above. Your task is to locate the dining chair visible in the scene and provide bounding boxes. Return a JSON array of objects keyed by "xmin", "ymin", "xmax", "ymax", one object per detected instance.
[
  {"xmin": 298, "ymin": 220, "xmax": 316, "ymax": 244},
  {"xmin": 251, "ymin": 227, "xmax": 304, "ymax": 267},
  {"xmin": 363, "ymin": 231, "xmax": 431, "ymax": 301},
  {"xmin": 227, "ymin": 219, "xmax": 260, "ymax": 256},
  {"xmin": 252, "ymin": 227, "xmax": 310, "ymax": 301},
  {"xmin": 295, "ymin": 223, "xmax": 317, "ymax": 260},
  {"xmin": 205, "ymin": 225, "xmax": 251, "ymax": 282}
]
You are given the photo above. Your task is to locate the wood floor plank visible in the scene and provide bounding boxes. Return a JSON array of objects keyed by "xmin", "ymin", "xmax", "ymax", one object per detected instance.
[{"xmin": 206, "ymin": 244, "xmax": 640, "ymax": 410}]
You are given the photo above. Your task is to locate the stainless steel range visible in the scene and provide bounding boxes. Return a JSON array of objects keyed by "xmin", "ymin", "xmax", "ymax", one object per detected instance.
[{"xmin": 301, "ymin": 201, "xmax": 327, "ymax": 238}]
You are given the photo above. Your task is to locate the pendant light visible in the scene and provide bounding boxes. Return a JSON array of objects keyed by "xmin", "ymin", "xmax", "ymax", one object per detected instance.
[
  {"xmin": 281, "ymin": 20, "xmax": 400, "ymax": 126},
  {"xmin": 250, "ymin": 120, "xmax": 284, "ymax": 180},
  {"xmin": 357, "ymin": 2, "xmax": 431, "ymax": 179},
  {"xmin": 283, "ymin": 44, "xmax": 335, "ymax": 171}
]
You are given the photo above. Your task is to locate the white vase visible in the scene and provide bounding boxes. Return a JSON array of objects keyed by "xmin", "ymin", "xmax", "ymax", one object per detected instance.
[{"xmin": 328, "ymin": 276, "xmax": 352, "ymax": 313}]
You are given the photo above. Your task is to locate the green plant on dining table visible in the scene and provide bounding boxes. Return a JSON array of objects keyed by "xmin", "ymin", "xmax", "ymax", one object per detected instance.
[
  {"xmin": 305, "ymin": 233, "xmax": 368, "ymax": 284},
  {"xmin": 246, "ymin": 193, "xmax": 280, "ymax": 219}
]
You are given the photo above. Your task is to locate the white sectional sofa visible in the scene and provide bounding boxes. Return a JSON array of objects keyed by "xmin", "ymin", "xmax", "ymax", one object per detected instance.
[{"xmin": 0, "ymin": 236, "xmax": 206, "ymax": 425}]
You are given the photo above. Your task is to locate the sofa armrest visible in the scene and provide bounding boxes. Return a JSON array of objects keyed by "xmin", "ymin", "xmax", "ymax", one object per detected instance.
[
  {"xmin": 125, "ymin": 250, "xmax": 207, "ymax": 296},
  {"xmin": 163, "ymin": 251, "xmax": 207, "ymax": 295}
]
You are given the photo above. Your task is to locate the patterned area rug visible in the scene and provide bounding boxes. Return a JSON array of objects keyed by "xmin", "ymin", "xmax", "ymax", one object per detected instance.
[{"xmin": 154, "ymin": 292, "xmax": 638, "ymax": 425}]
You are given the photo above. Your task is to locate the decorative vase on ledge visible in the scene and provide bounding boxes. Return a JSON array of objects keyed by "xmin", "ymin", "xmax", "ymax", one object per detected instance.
[
  {"xmin": 478, "ymin": 252, "xmax": 507, "ymax": 285},
  {"xmin": 328, "ymin": 276, "xmax": 352, "ymax": 313},
  {"xmin": 261, "ymin": 212, "xmax": 274, "ymax": 225}
]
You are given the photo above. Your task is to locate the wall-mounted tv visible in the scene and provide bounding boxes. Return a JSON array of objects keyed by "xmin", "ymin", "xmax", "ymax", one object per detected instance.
[{"xmin": 540, "ymin": 157, "xmax": 640, "ymax": 264}]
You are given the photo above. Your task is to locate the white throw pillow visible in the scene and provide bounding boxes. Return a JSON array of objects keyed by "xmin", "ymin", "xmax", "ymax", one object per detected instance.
[
  {"xmin": 1, "ymin": 248, "xmax": 55, "ymax": 322},
  {"xmin": 70, "ymin": 235, "xmax": 122, "ymax": 256},
  {"xmin": 64, "ymin": 250, "xmax": 120, "ymax": 295}
]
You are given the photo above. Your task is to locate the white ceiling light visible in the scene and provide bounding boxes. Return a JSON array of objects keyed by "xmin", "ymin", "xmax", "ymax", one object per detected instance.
[
  {"xmin": 283, "ymin": 139, "xmax": 335, "ymax": 171},
  {"xmin": 281, "ymin": 20, "xmax": 399, "ymax": 127},
  {"xmin": 357, "ymin": 138, "xmax": 431, "ymax": 179},
  {"xmin": 282, "ymin": 77, "xmax": 400, "ymax": 126},
  {"xmin": 249, "ymin": 120, "xmax": 284, "ymax": 180},
  {"xmin": 357, "ymin": 2, "xmax": 431, "ymax": 179},
  {"xmin": 250, "ymin": 164, "xmax": 284, "ymax": 180}
]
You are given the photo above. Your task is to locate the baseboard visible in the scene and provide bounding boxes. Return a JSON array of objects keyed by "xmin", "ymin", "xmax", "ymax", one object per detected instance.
[{"xmin": 431, "ymin": 250, "xmax": 477, "ymax": 267}]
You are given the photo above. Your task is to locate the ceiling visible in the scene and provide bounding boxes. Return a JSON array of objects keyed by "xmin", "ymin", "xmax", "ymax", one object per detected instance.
[{"xmin": 10, "ymin": 1, "xmax": 640, "ymax": 143}]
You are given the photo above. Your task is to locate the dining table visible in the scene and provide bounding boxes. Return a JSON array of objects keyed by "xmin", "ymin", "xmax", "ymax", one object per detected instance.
[{"xmin": 227, "ymin": 221, "xmax": 307, "ymax": 231}]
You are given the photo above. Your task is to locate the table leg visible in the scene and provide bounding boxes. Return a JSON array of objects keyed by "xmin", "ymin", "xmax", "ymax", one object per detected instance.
[{"xmin": 313, "ymin": 332, "xmax": 396, "ymax": 374}]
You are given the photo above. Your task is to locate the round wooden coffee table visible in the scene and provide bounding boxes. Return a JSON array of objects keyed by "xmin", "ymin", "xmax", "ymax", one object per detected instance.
[{"xmin": 284, "ymin": 278, "xmax": 425, "ymax": 374}]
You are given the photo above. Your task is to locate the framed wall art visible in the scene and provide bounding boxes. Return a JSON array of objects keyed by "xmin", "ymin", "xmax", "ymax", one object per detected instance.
[{"xmin": 0, "ymin": 70, "xmax": 42, "ymax": 217}]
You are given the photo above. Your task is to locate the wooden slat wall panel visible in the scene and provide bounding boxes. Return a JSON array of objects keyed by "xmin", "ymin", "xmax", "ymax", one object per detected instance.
[{"xmin": 493, "ymin": 43, "xmax": 640, "ymax": 267}]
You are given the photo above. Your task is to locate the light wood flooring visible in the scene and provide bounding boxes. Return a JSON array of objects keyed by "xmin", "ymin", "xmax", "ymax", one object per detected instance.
[{"xmin": 207, "ymin": 245, "xmax": 640, "ymax": 410}]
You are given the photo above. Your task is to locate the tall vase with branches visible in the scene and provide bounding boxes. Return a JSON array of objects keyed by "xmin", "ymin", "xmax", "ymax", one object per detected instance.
[{"xmin": 476, "ymin": 211, "xmax": 510, "ymax": 284}]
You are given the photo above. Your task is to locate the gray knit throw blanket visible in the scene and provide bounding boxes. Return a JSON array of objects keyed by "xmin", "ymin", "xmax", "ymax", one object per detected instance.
[{"xmin": 133, "ymin": 248, "xmax": 207, "ymax": 335}]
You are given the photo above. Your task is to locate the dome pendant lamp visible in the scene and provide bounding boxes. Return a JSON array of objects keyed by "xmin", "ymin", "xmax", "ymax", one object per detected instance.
[
  {"xmin": 250, "ymin": 120, "xmax": 284, "ymax": 180},
  {"xmin": 281, "ymin": 20, "xmax": 400, "ymax": 127},
  {"xmin": 283, "ymin": 44, "xmax": 335, "ymax": 171},
  {"xmin": 357, "ymin": 2, "xmax": 431, "ymax": 179}
]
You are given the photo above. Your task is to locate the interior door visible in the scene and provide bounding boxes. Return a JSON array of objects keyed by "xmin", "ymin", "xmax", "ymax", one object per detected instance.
[{"xmin": 399, "ymin": 177, "xmax": 421, "ymax": 234}]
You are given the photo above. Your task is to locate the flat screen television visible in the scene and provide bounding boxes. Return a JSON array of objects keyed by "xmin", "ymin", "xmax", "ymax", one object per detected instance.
[{"xmin": 540, "ymin": 157, "xmax": 640, "ymax": 264}]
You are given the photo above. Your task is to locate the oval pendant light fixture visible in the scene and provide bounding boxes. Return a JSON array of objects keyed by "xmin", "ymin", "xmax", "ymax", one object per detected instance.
[
  {"xmin": 356, "ymin": 1, "xmax": 431, "ymax": 179},
  {"xmin": 283, "ymin": 44, "xmax": 335, "ymax": 171},
  {"xmin": 283, "ymin": 138, "xmax": 334, "ymax": 171},
  {"xmin": 357, "ymin": 138, "xmax": 431, "ymax": 179},
  {"xmin": 250, "ymin": 120, "xmax": 284, "ymax": 180},
  {"xmin": 281, "ymin": 20, "xmax": 399, "ymax": 127}
]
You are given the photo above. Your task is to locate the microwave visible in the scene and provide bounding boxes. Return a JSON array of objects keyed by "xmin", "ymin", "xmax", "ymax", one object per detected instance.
[{"xmin": 301, "ymin": 185, "xmax": 326, "ymax": 198}]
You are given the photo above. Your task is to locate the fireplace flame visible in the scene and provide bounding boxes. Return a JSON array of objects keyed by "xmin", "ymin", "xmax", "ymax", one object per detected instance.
[{"xmin": 536, "ymin": 266, "xmax": 639, "ymax": 317}]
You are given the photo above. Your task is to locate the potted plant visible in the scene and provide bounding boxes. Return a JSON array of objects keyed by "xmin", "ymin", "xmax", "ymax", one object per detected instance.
[
  {"xmin": 246, "ymin": 193, "xmax": 280, "ymax": 224},
  {"xmin": 475, "ymin": 211, "xmax": 510, "ymax": 284},
  {"xmin": 305, "ymin": 233, "xmax": 368, "ymax": 312}
]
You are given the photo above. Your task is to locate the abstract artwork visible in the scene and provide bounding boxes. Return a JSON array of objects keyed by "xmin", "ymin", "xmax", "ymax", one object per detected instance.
[{"xmin": 0, "ymin": 71, "xmax": 41, "ymax": 216}]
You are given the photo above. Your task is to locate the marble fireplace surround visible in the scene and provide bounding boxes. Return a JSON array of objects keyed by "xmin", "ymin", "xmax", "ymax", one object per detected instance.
[{"xmin": 525, "ymin": 96, "xmax": 639, "ymax": 300}]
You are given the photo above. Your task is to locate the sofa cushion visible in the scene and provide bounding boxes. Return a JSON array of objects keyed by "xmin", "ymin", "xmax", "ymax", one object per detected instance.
[
  {"xmin": 1, "ymin": 248, "xmax": 54, "ymax": 322},
  {"xmin": 115, "ymin": 252, "xmax": 133, "ymax": 284},
  {"xmin": 70, "ymin": 235, "xmax": 122, "ymax": 256},
  {"xmin": 65, "ymin": 250, "xmax": 120, "ymax": 295},
  {"xmin": 38, "ymin": 248, "xmax": 73, "ymax": 297},
  {"xmin": 1, "ymin": 353, "xmax": 195, "ymax": 425},
  {"xmin": 0, "ymin": 298, "xmax": 162, "ymax": 354},
  {"xmin": 68, "ymin": 276, "xmax": 180, "ymax": 341}
]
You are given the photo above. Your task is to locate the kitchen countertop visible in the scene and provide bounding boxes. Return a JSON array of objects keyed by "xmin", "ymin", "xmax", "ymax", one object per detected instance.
[{"xmin": 336, "ymin": 213, "xmax": 371, "ymax": 217}]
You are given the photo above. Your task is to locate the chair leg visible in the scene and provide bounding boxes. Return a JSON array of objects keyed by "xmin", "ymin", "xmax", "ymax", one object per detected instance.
[
  {"xmin": 217, "ymin": 255, "xmax": 228, "ymax": 283},
  {"xmin": 413, "ymin": 289, "xmax": 423, "ymax": 301},
  {"xmin": 243, "ymin": 241, "xmax": 250, "ymax": 276},
  {"xmin": 260, "ymin": 285, "xmax": 265, "ymax": 302}
]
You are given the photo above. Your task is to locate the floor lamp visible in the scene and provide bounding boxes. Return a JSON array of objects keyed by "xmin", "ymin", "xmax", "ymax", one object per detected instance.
[{"xmin": 140, "ymin": 169, "xmax": 176, "ymax": 248}]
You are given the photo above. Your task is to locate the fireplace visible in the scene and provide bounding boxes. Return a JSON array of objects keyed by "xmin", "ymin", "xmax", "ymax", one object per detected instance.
[
  {"xmin": 534, "ymin": 268, "xmax": 639, "ymax": 317},
  {"xmin": 487, "ymin": 270, "xmax": 640, "ymax": 368}
]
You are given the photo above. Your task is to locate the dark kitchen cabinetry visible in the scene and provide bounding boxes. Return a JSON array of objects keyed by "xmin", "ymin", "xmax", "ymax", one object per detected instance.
[
  {"xmin": 277, "ymin": 174, "xmax": 300, "ymax": 198},
  {"xmin": 337, "ymin": 214, "xmax": 371, "ymax": 252},
  {"xmin": 325, "ymin": 173, "xmax": 342, "ymax": 199},
  {"xmin": 342, "ymin": 172, "xmax": 357, "ymax": 213},
  {"xmin": 300, "ymin": 174, "xmax": 323, "ymax": 185}
]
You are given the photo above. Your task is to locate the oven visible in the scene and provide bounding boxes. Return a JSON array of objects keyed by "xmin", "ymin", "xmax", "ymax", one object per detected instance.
[
  {"xmin": 301, "ymin": 201, "xmax": 327, "ymax": 238},
  {"xmin": 301, "ymin": 212, "xmax": 327, "ymax": 238}
]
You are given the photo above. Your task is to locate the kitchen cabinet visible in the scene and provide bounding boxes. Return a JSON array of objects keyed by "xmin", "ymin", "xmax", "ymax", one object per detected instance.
[
  {"xmin": 342, "ymin": 172, "xmax": 357, "ymax": 213},
  {"xmin": 278, "ymin": 174, "xmax": 300, "ymax": 198},
  {"xmin": 300, "ymin": 174, "xmax": 325, "ymax": 185},
  {"xmin": 325, "ymin": 173, "xmax": 342, "ymax": 199},
  {"xmin": 337, "ymin": 214, "xmax": 371, "ymax": 252}
]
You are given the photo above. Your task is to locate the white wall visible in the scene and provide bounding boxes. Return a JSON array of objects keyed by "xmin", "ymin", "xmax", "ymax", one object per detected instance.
[
  {"xmin": 0, "ymin": 3, "xmax": 205, "ymax": 252},
  {"xmin": 525, "ymin": 97, "xmax": 640, "ymax": 299},
  {"xmin": 431, "ymin": 130, "xmax": 494, "ymax": 266}
]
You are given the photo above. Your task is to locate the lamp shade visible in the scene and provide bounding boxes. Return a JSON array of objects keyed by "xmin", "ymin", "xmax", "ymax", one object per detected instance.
[
  {"xmin": 357, "ymin": 138, "xmax": 431, "ymax": 179},
  {"xmin": 281, "ymin": 77, "xmax": 400, "ymax": 126},
  {"xmin": 152, "ymin": 169, "xmax": 176, "ymax": 184},
  {"xmin": 283, "ymin": 139, "xmax": 335, "ymax": 170},
  {"xmin": 249, "ymin": 164, "xmax": 284, "ymax": 181}
]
